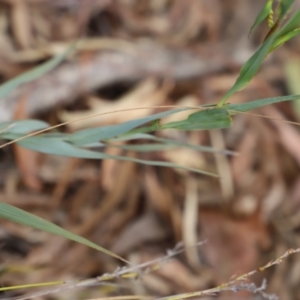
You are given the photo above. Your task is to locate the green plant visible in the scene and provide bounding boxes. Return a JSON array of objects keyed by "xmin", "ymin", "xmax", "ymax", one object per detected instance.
[{"xmin": 0, "ymin": 0, "xmax": 300, "ymax": 297}]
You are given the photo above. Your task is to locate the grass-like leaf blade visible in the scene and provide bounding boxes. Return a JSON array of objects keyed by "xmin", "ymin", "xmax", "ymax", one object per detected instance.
[
  {"xmin": 66, "ymin": 108, "xmax": 189, "ymax": 146},
  {"xmin": 225, "ymin": 94, "xmax": 300, "ymax": 112},
  {"xmin": 111, "ymin": 133, "xmax": 236, "ymax": 155},
  {"xmin": 0, "ymin": 120, "xmax": 49, "ymax": 134},
  {"xmin": 278, "ymin": 0, "xmax": 295, "ymax": 20},
  {"xmin": 269, "ymin": 8, "xmax": 300, "ymax": 52},
  {"xmin": 270, "ymin": 27, "xmax": 300, "ymax": 52},
  {"xmin": 0, "ymin": 46, "xmax": 74, "ymax": 100},
  {"xmin": 115, "ymin": 143, "xmax": 175, "ymax": 152},
  {"xmin": 161, "ymin": 108, "xmax": 232, "ymax": 130},
  {"xmin": 17, "ymin": 137, "xmax": 218, "ymax": 176},
  {"xmin": 217, "ymin": 34, "xmax": 276, "ymax": 107},
  {"xmin": 249, "ymin": 0, "xmax": 273, "ymax": 37},
  {"xmin": 0, "ymin": 202, "xmax": 126, "ymax": 262}
]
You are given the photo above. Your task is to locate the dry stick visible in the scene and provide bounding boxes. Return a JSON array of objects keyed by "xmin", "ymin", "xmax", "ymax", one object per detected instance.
[
  {"xmin": 85, "ymin": 296, "xmax": 152, "ymax": 300},
  {"xmin": 3, "ymin": 241, "xmax": 207, "ymax": 300},
  {"xmin": 156, "ymin": 248, "xmax": 300, "ymax": 300},
  {"xmin": 7, "ymin": 246, "xmax": 299, "ymax": 300}
]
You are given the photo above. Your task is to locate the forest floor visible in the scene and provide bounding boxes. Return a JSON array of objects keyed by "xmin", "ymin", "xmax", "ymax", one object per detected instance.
[{"xmin": 0, "ymin": 1, "xmax": 300, "ymax": 299}]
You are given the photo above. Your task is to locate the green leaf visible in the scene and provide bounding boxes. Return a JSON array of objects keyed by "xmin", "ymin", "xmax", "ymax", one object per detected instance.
[
  {"xmin": 275, "ymin": 8, "xmax": 300, "ymax": 38},
  {"xmin": 249, "ymin": 0, "xmax": 273, "ymax": 36},
  {"xmin": 270, "ymin": 27, "xmax": 300, "ymax": 52},
  {"xmin": 278, "ymin": 0, "xmax": 295, "ymax": 20},
  {"xmin": 116, "ymin": 143, "xmax": 175, "ymax": 152},
  {"xmin": 122, "ymin": 120, "xmax": 161, "ymax": 136},
  {"xmin": 224, "ymin": 94, "xmax": 300, "ymax": 112},
  {"xmin": 268, "ymin": 8, "xmax": 300, "ymax": 52},
  {"xmin": 17, "ymin": 136, "xmax": 218, "ymax": 176},
  {"xmin": 160, "ymin": 108, "xmax": 232, "ymax": 130},
  {"xmin": 0, "ymin": 45, "xmax": 75, "ymax": 100},
  {"xmin": 0, "ymin": 120, "xmax": 49, "ymax": 135},
  {"xmin": 66, "ymin": 109, "xmax": 189, "ymax": 146},
  {"xmin": 111, "ymin": 133, "xmax": 236, "ymax": 155},
  {"xmin": 0, "ymin": 202, "xmax": 126, "ymax": 262},
  {"xmin": 217, "ymin": 34, "xmax": 276, "ymax": 107}
]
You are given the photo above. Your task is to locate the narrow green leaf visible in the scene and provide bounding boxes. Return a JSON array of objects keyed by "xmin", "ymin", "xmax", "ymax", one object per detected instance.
[
  {"xmin": 0, "ymin": 45, "xmax": 75, "ymax": 100},
  {"xmin": 17, "ymin": 137, "xmax": 218, "ymax": 176},
  {"xmin": 224, "ymin": 94, "xmax": 300, "ymax": 112},
  {"xmin": 116, "ymin": 143, "xmax": 175, "ymax": 152},
  {"xmin": 160, "ymin": 108, "xmax": 232, "ymax": 130},
  {"xmin": 217, "ymin": 34, "xmax": 276, "ymax": 107},
  {"xmin": 274, "ymin": 8, "xmax": 300, "ymax": 39},
  {"xmin": 66, "ymin": 109, "xmax": 189, "ymax": 146},
  {"xmin": 267, "ymin": 7, "xmax": 300, "ymax": 53},
  {"xmin": 122, "ymin": 120, "xmax": 161, "ymax": 136},
  {"xmin": 0, "ymin": 120, "xmax": 49, "ymax": 135},
  {"xmin": 278, "ymin": 0, "xmax": 295, "ymax": 20},
  {"xmin": 249, "ymin": 0, "xmax": 273, "ymax": 36},
  {"xmin": 0, "ymin": 202, "xmax": 126, "ymax": 262},
  {"xmin": 111, "ymin": 133, "xmax": 236, "ymax": 155},
  {"xmin": 270, "ymin": 27, "xmax": 300, "ymax": 52}
]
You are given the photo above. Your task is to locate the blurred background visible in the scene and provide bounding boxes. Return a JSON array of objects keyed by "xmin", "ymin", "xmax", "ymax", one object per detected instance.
[{"xmin": 0, "ymin": 0, "xmax": 300, "ymax": 299}]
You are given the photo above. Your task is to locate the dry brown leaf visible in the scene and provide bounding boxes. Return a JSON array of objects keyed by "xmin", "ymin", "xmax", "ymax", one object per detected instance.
[
  {"xmin": 13, "ymin": 146, "xmax": 42, "ymax": 192},
  {"xmin": 231, "ymin": 126, "xmax": 258, "ymax": 184},
  {"xmin": 39, "ymin": 156, "xmax": 98, "ymax": 183},
  {"xmin": 262, "ymin": 105, "xmax": 300, "ymax": 166},
  {"xmin": 266, "ymin": 244, "xmax": 292, "ymax": 299},
  {"xmin": 59, "ymin": 78, "xmax": 172, "ymax": 131},
  {"xmin": 111, "ymin": 213, "xmax": 169, "ymax": 255},
  {"xmin": 261, "ymin": 180, "xmax": 286, "ymax": 221},
  {"xmin": 75, "ymin": 156, "xmax": 136, "ymax": 236},
  {"xmin": 0, "ymin": 10, "xmax": 17, "ymax": 60},
  {"xmin": 10, "ymin": 0, "xmax": 33, "ymax": 49},
  {"xmin": 183, "ymin": 177, "xmax": 201, "ymax": 267},
  {"xmin": 160, "ymin": 95, "xmax": 198, "ymax": 125},
  {"xmin": 100, "ymin": 146, "xmax": 125, "ymax": 191},
  {"xmin": 145, "ymin": 169, "xmax": 184, "ymax": 241},
  {"xmin": 139, "ymin": 272, "xmax": 172, "ymax": 295},
  {"xmin": 169, "ymin": 0, "xmax": 220, "ymax": 43},
  {"xmin": 209, "ymin": 130, "xmax": 234, "ymax": 201},
  {"xmin": 13, "ymin": 96, "xmax": 42, "ymax": 192},
  {"xmin": 95, "ymin": 183, "xmax": 140, "ymax": 247},
  {"xmin": 140, "ymin": 251, "xmax": 206, "ymax": 292},
  {"xmin": 51, "ymin": 158, "xmax": 82, "ymax": 207},
  {"xmin": 162, "ymin": 148, "xmax": 205, "ymax": 172},
  {"xmin": 199, "ymin": 211, "xmax": 271, "ymax": 283},
  {"xmin": 30, "ymin": 4, "xmax": 53, "ymax": 43}
]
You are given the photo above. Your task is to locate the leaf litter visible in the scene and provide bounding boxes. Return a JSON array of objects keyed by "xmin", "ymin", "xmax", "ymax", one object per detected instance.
[{"xmin": 0, "ymin": 0, "xmax": 300, "ymax": 299}]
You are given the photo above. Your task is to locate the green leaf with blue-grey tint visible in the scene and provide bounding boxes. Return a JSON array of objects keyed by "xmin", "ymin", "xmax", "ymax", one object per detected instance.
[
  {"xmin": 160, "ymin": 108, "xmax": 232, "ymax": 130},
  {"xmin": 224, "ymin": 94, "xmax": 300, "ymax": 112},
  {"xmin": 0, "ymin": 120, "xmax": 49, "ymax": 135},
  {"xmin": 17, "ymin": 136, "xmax": 217, "ymax": 176},
  {"xmin": 111, "ymin": 133, "xmax": 236, "ymax": 155},
  {"xmin": 66, "ymin": 108, "xmax": 188, "ymax": 146},
  {"xmin": 0, "ymin": 46, "xmax": 75, "ymax": 100}
]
